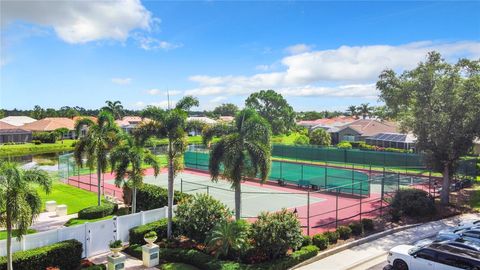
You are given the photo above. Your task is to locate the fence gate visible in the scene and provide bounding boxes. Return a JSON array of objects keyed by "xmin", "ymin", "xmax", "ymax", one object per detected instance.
[{"xmin": 86, "ymin": 219, "xmax": 116, "ymax": 257}]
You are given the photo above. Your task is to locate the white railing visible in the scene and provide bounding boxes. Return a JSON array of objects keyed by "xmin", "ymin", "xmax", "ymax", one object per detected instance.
[{"xmin": 0, "ymin": 206, "xmax": 175, "ymax": 258}]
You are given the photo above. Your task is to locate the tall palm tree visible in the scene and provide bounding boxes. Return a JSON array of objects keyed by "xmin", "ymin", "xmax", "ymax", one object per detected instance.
[
  {"xmin": 135, "ymin": 96, "xmax": 199, "ymax": 238},
  {"xmin": 205, "ymin": 109, "xmax": 271, "ymax": 220},
  {"xmin": 0, "ymin": 162, "xmax": 52, "ymax": 270},
  {"xmin": 347, "ymin": 105, "xmax": 358, "ymax": 118},
  {"xmin": 110, "ymin": 133, "xmax": 160, "ymax": 213},
  {"xmin": 103, "ymin": 100, "xmax": 124, "ymax": 120},
  {"xmin": 357, "ymin": 103, "xmax": 373, "ymax": 119},
  {"xmin": 74, "ymin": 111, "xmax": 120, "ymax": 206}
]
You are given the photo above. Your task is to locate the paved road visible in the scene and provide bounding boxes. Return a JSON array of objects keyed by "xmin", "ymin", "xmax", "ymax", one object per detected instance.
[{"xmin": 298, "ymin": 213, "xmax": 480, "ymax": 270}]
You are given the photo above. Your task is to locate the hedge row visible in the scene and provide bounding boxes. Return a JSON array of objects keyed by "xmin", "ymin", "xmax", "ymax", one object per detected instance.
[
  {"xmin": 126, "ymin": 245, "xmax": 319, "ymax": 270},
  {"xmin": 0, "ymin": 239, "xmax": 82, "ymax": 270},
  {"xmin": 78, "ymin": 203, "xmax": 117, "ymax": 219},
  {"xmin": 129, "ymin": 218, "xmax": 177, "ymax": 245},
  {"xmin": 134, "ymin": 183, "xmax": 192, "ymax": 212}
]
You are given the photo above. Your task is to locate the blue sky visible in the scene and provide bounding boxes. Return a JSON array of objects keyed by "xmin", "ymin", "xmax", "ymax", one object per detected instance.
[{"xmin": 1, "ymin": 1, "xmax": 479, "ymax": 112}]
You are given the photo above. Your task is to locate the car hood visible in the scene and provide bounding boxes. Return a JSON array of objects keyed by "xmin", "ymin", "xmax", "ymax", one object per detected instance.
[{"xmin": 390, "ymin": 245, "xmax": 414, "ymax": 255}]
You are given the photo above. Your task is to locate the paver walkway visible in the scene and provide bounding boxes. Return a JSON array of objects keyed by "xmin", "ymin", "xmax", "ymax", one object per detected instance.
[
  {"xmin": 90, "ymin": 252, "xmax": 157, "ymax": 269},
  {"xmin": 297, "ymin": 213, "xmax": 480, "ymax": 270},
  {"xmin": 31, "ymin": 211, "xmax": 77, "ymax": 231}
]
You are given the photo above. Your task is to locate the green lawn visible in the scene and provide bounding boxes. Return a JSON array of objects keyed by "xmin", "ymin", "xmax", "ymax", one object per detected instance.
[
  {"xmin": 0, "ymin": 229, "xmax": 37, "ymax": 240},
  {"xmin": 271, "ymin": 132, "xmax": 303, "ymax": 145},
  {"xmin": 64, "ymin": 215, "xmax": 113, "ymax": 227},
  {"xmin": 37, "ymin": 181, "xmax": 98, "ymax": 214},
  {"xmin": 0, "ymin": 139, "xmax": 76, "ymax": 158},
  {"xmin": 158, "ymin": 263, "xmax": 200, "ymax": 270}
]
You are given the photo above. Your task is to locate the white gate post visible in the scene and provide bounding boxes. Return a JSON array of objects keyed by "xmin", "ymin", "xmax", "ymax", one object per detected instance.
[{"xmin": 141, "ymin": 211, "xmax": 145, "ymax": 225}]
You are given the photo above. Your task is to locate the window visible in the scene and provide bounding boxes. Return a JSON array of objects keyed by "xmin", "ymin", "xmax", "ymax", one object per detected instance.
[
  {"xmin": 436, "ymin": 253, "xmax": 472, "ymax": 269},
  {"xmin": 415, "ymin": 249, "xmax": 436, "ymax": 261},
  {"xmin": 343, "ymin": 135, "xmax": 356, "ymax": 142}
]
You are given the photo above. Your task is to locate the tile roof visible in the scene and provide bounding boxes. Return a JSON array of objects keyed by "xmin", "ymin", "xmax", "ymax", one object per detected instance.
[
  {"xmin": 0, "ymin": 116, "xmax": 37, "ymax": 126},
  {"xmin": 187, "ymin": 116, "xmax": 217, "ymax": 124},
  {"xmin": 298, "ymin": 116, "xmax": 357, "ymax": 127},
  {"xmin": 21, "ymin": 117, "xmax": 75, "ymax": 131},
  {"xmin": 338, "ymin": 119, "xmax": 398, "ymax": 136},
  {"xmin": 0, "ymin": 121, "xmax": 31, "ymax": 134}
]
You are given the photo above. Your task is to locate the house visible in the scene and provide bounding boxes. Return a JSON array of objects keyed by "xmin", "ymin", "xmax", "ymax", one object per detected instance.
[
  {"xmin": 115, "ymin": 116, "xmax": 149, "ymax": 134},
  {"xmin": 0, "ymin": 116, "xmax": 37, "ymax": 127},
  {"xmin": 0, "ymin": 122, "xmax": 32, "ymax": 144},
  {"xmin": 21, "ymin": 117, "xmax": 76, "ymax": 139},
  {"xmin": 297, "ymin": 116, "xmax": 357, "ymax": 130},
  {"xmin": 218, "ymin": 116, "xmax": 234, "ymax": 123},
  {"xmin": 187, "ymin": 116, "xmax": 217, "ymax": 136},
  {"xmin": 365, "ymin": 132, "xmax": 416, "ymax": 150},
  {"xmin": 333, "ymin": 119, "xmax": 398, "ymax": 144}
]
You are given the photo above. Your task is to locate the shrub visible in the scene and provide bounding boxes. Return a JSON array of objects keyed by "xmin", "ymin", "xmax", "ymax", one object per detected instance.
[
  {"xmin": 337, "ymin": 141, "xmax": 352, "ymax": 149},
  {"xmin": 0, "ymin": 239, "xmax": 82, "ymax": 270},
  {"xmin": 144, "ymin": 231, "xmax": 157, "ymax": 239},
  {"xmin": 176, "ymin": 193, "xmax": 231, "ymax": 243},
  {"xmin": 309, "ymin": 129, "xmax": 331, "ymax": 146},
  {"xmin": 83, "ymin": 266, "xmax": 106, "ymax": 270},
  {"xmin": 322, "ymin": 231, "xmax": 339, "ymax": 244},
  {"xmin": 129, "ymin": 218, "xmax": 175, "ymax": 245},
  {"xmin": 348, "ymin": 221, "xmax": 363, "ymax": 236},
  {"xmin": 32, "ymin": 131, "xmax": 57, "ymax": 143},
  {"xmin": 311, "ymin": 234, "xmax": 328, "ymax": 250},
  {"xmin": 294, "ymin": 134, "xmax": 310, "ymax": 145},
  {"xmin": 301, "ymin": 235, "xmax": 312, "ymax": 247},
  {"xmin": 32, "ymin": 140, "xmax": 42, "ymax": 145},
  {"xmin": 131, "ymin": 183, "xmax": 192, "ymax": 212},
  {"xmin": 336, "ymin": 226, "xmax": 352, "ymax": 240},
  {"xmin": 390, "ymin": 189, "xmax": 435, "ymax": 218},
  {"xmin": 78, "ymin": 203, "xmax": 116, "ymax": 219},
  {"xmin": 250, "ymin": 209, "xmax": 304, "ymax": 260},
  {"xmin": 206, "ymin": 219, "xmax": 251, "ymax": 260},
  {"xmin": 109, "ymin": 240, "xmax": 122, "ymax": 248},
  {"xmin": 361, "ymin": 219, "xmax": 374, "ymax": 231}
]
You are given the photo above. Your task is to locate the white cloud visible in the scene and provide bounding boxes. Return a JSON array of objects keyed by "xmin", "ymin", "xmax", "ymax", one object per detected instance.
[
  {"xmin": 285, "ymin": 44, "xmax": 313, "ymax": 54},
  {"xmin": 133, "ymin": 100, "xmax": 176, "ymax": 109},
  {"xmin": 183, "ymin": 41, "xmax": 480, "ymax": 98},
  {"xmin": 133, "ymin": 34, "xmax": 182, "ymax": 51},
  {"xmin": 210, "ymin": 96, "xmax": 227, "ymax": 103},
  {"xmin": 147, "ymin": 89, "xmax": 182, "ymax": 96},
  {"xmin": 2, "ymin": 0, "xmax": 152, "ymax": 44},
  {"xmin": 111, "ymin": 77, "xmax": 132, "ymax": 85}
]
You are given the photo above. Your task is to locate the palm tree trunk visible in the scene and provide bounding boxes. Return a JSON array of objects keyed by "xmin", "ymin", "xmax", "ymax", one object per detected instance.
[
  {"xmin": 234, "ymin": 180, "xmax": 241, "ymax": 220},
  {"xmin": 132, "ymin": 187, "xmax": 137, "ymax": 213},
  {"xmin": 97, "ymin": 160, "xmax": 102, "ymax": 206},
  {"xmin": 6, "ymin": 208, "xmax": 13, "ymax": 270},
  {"xmin": 167, "ymin": 141, "xmax": 174, "ymax": 239},
  {"xmin": 440, "ymin": 164, "xmax": 450, "ymax": 205}
]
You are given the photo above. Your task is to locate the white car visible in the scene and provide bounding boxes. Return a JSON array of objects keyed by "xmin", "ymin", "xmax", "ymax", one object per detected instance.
[{"xmin": 387, "ymin": 243, "xmax": 480, "ymax": 270}]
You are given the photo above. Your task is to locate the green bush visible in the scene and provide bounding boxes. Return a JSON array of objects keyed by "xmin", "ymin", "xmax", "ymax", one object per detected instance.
[
  {"xmin": 336, "ymin": 226, "xmax": 352, "ymax": 240},
  {"xmin": 390, "ymin": 189, "xmax": 435, "ymax": 218},
  {"xmin": 32, "ymin": 131, "xmax": 57, "ymax": 143},
  {"xmin": 294, "ymin": 134, "xmax": 310, "ymax": 145},
  {"xmin": 309, "ymin": 129, "xmax": 331, "ymax": 146},
  {"xmin": 250, "ymin": 209, "xmax": 304, "ymax": 260},
  {"xmin": 78, "ymin": 203, "xmax": 116, "ymax": 219},
  {"xmin": 301, "ymin": 235, "xmax": 312, "ymax": 247},
  {"xmin": 323, "ymin": 231, "xmax": 339, "ymax": 244},
  {"xmin": 83, "ymin": 265, "xmax": 106, "ymax": 270},
  {"xmin": 133, "ymin": 183, "xmax": 192, "ymax": 212},
  {"xmin": 361, "ymin": 219, "xmax": 374, "ymax": 231},
  {"xmin": 312, "ymin": 234, "xmax": 328, "ymax": 250},
  {"xmin": 175, "ymin": 193, "xmax": 231, "ymax": 242},
  {"xmin": 32, "ymin": 140, "xmax": 42, "ymax": 145},
  {"xmin": 348, "ymin": 221, "xmax": 363, "ymax": 236},
  {"xmin": 337, "ymin": 141, "xmax": 352, "ymax": 149},
  {"xmin": 129, "ymin": 218, "xmax": 175, "ymax": 245},
  {"xmin": 206, "ymin": 219, "xmax": 251, "ymax": 260},
  {"xmin": 0, "ymin": 239, "xmax": 82, "ymax": 270}
]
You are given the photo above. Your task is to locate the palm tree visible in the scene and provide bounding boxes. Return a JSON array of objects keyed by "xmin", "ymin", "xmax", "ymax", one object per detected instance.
[
  {"xmin": 74, "ymin": 111, "xmax": 120, "ymax": 206},
  {"xmin": 135, "ymin": 96, "xmax": 199, "ymax": 238},
  {"xmin": 347, "ymin": 105, "xmax": 358, "ymax": 118},
  {"xmin": 110, "ymin": 133, "xmax": 160, "ymax": 213},
  {"xmin": 206, "ymin": 220, "xmax": 250, "ymax": 259},
  {"xmin": 103, "ymin": 100, "xmax": 124, "ymax": 120},
  {"xmin": 0, "ymin": 162, "xmax": 52, "ymax": 270},
  {"xmin": 205, "ymin": 109, "xmax": 271, "ymax": 220},
  {"xmin": 357, "ymin": 103, "xmax": 373, "ymax": 119}
]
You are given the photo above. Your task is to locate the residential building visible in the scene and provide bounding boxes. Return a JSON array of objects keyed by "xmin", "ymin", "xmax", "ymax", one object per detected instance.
[
  {"xmin": 115, "ymin": 116, "xmax": 148, "ymax": 134},
  {"xmin": 334, "ymin": 119, "xmax": 398, "ymax": 143},
  {"xmin": 298, "ymin": 116, "xmax": 357, "ymax": 130},
  {"xmin": 21, "ymin": 117, "xmax": 76, "ymax": 138},
  {"xmin": 0, "ymin": 116, "xmax": 37, "ymax": 127},
  {"xmin": 365, "ymin": 132, "xmax": 417, "ymax": 150},
  {"xmin": 0, "ymin": 121, "xmax": 32, "ymax": 144},
  {"xmin": 187, "ymin": 116, "xmax": 217, "ymax": 136}
]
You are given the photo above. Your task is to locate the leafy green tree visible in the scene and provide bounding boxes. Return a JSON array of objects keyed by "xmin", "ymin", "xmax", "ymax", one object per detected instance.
[
  {"xmin": 206, "ymin": 219, "xmax": 250, "ymax": 259},
  {"xmin": 372, "ymin": 106, "xmax": 392, "ymax": 120},
  {"xmin": 0, "ymin": 110, "xmax": 5, "ymax": 119},
  {"xmin": 186, "ymin": 120, "xmax": 207, "ymax": 136},
  {"xmin": 64, "ymin": 108, "xmax": 79, "ymax": 118},
  {"xmin": 54, "ymin": 127, "xmax": 70, "ymax": 143},
  {"xmin": 213, "ymin": 103, "xmax": 239, "ymax": 116},
  {"xmin": 357, "ymin": 103, "xmax": 373, "ymax": 119},
  {"xmin": 103, "ymin": 100, "xmax": 124, "ymax": 120},
  {"xmin": 377, "ymin": 52, "xmax": 480, "ymax": 205},
  {"xmin": 297, "ymin": 111, "xmax": 325, "ymax": 121},
  {"xmin": 136, "ymin": 95, "xmax": 199, "ymax": 238},
  {"xmin": 309, "ymin": 128, "xmax": 331, "ymax": 146},
  {"xmin": 0, "ymin": 162, "xmax": 52, "ymax": 270},
  {"xmin": 30, "ymin": 105, "xmax": 45, "ymax": 119},
  {"xmin": 74, "ymin": 111, "xmax": 120, "ymax": 206},
  {"xmin": 245, "ymin": 90, "xmax": 295, "ymax": 135},
  {"xmin": 110, "ymin": 133, "xmax": 160, "ymax": 213},
  {"xmin": 346, "ymin": 106, "xmax": 358, "ymax": 118},
  {"xmin": 45, "ymin": 108, "xmax": 57, "ymax": 117},
  {"xmin": 294, "ymin": 134, "xmax": 310, "ymax": 145},
  {"xmin": 206, "ymin": 109, "xmax": 271, "ymax": 220}
]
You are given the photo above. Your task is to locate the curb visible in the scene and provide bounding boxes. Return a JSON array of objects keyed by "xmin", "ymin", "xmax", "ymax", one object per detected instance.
[{"xmin": 292, "ymin": 223, "xmax": 421, "ymax": 269}]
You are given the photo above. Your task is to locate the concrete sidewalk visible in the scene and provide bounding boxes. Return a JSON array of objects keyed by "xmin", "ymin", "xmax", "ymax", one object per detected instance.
[
  {"xmin": 297, "ymin": 213, "xmax": 480, "ymax": 270},
  {"xmin": 31, "ymin": 211, "xmax": 77, "ymax": 231}
]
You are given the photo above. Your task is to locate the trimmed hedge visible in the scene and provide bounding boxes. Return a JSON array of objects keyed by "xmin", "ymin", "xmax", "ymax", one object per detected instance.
[
  {"xmin": 125, "ymin": 245, "xmax": 319, "ymax": 270},
  {"xmin": 129, "ymin": 218, "xmax": 176, "ymax": 245},
  {"xmin": 0, "ymin": 239, "xmax": 82, "ymax": 270},
  {"xmin": 78, "ymin": 203, "xmax": 116, "ymax": 219},
  {"xmin": 390, "ymin": 189, "xmax": 435, "ymax": 218},
  {"xmin": 312, "ymin": 234, "xmax": 328, "ymax": 250},
  {"xmin": 134, "ymin": 183, "xmax": 192, "ymax": 212},
  {"xmin": 348, "ymin": 221, "xmax": 363, "ymax": 236},
  {"xmin": 337, "ymin": 226, "xmax": 352, "ymax": 240},
  {"xmin": 301, "ymin": 235, "xmax": 312, "ymax": 247},
  {"xmin": 323, "ymin": 231, "xmax": 339, "ymax": 244}
]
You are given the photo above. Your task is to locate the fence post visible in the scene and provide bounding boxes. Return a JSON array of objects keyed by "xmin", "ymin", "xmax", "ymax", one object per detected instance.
[
  {"xmin": 352, "ymin": 164, "xmax": 355, "ymax": 196},
  {"xmin": 207, "ymin": 186, "xmax": 210, "ymax": 195},
  {"xmin": 335, "ymin": 189, "xmax": 339, "ymax": 228},
  {"xmin": 307, "ymin": 191, "xmax": 310, "ymax": 236},
  {"xmin": 180, "ymin": 178, "xmax": 183, "ymax": 193},
  {"xmin": 141, "ymin": 211, "xmax": 145, "ymax": 225},
  {"xmin": 359, "ymin": 179, "xmax": 363, "ymax": 221}
]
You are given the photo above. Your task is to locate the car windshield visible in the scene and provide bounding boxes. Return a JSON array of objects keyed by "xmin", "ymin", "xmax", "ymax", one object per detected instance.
[{"xmin": 408, "ymin": 246, "xmax": 422, "ymax": 255}]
